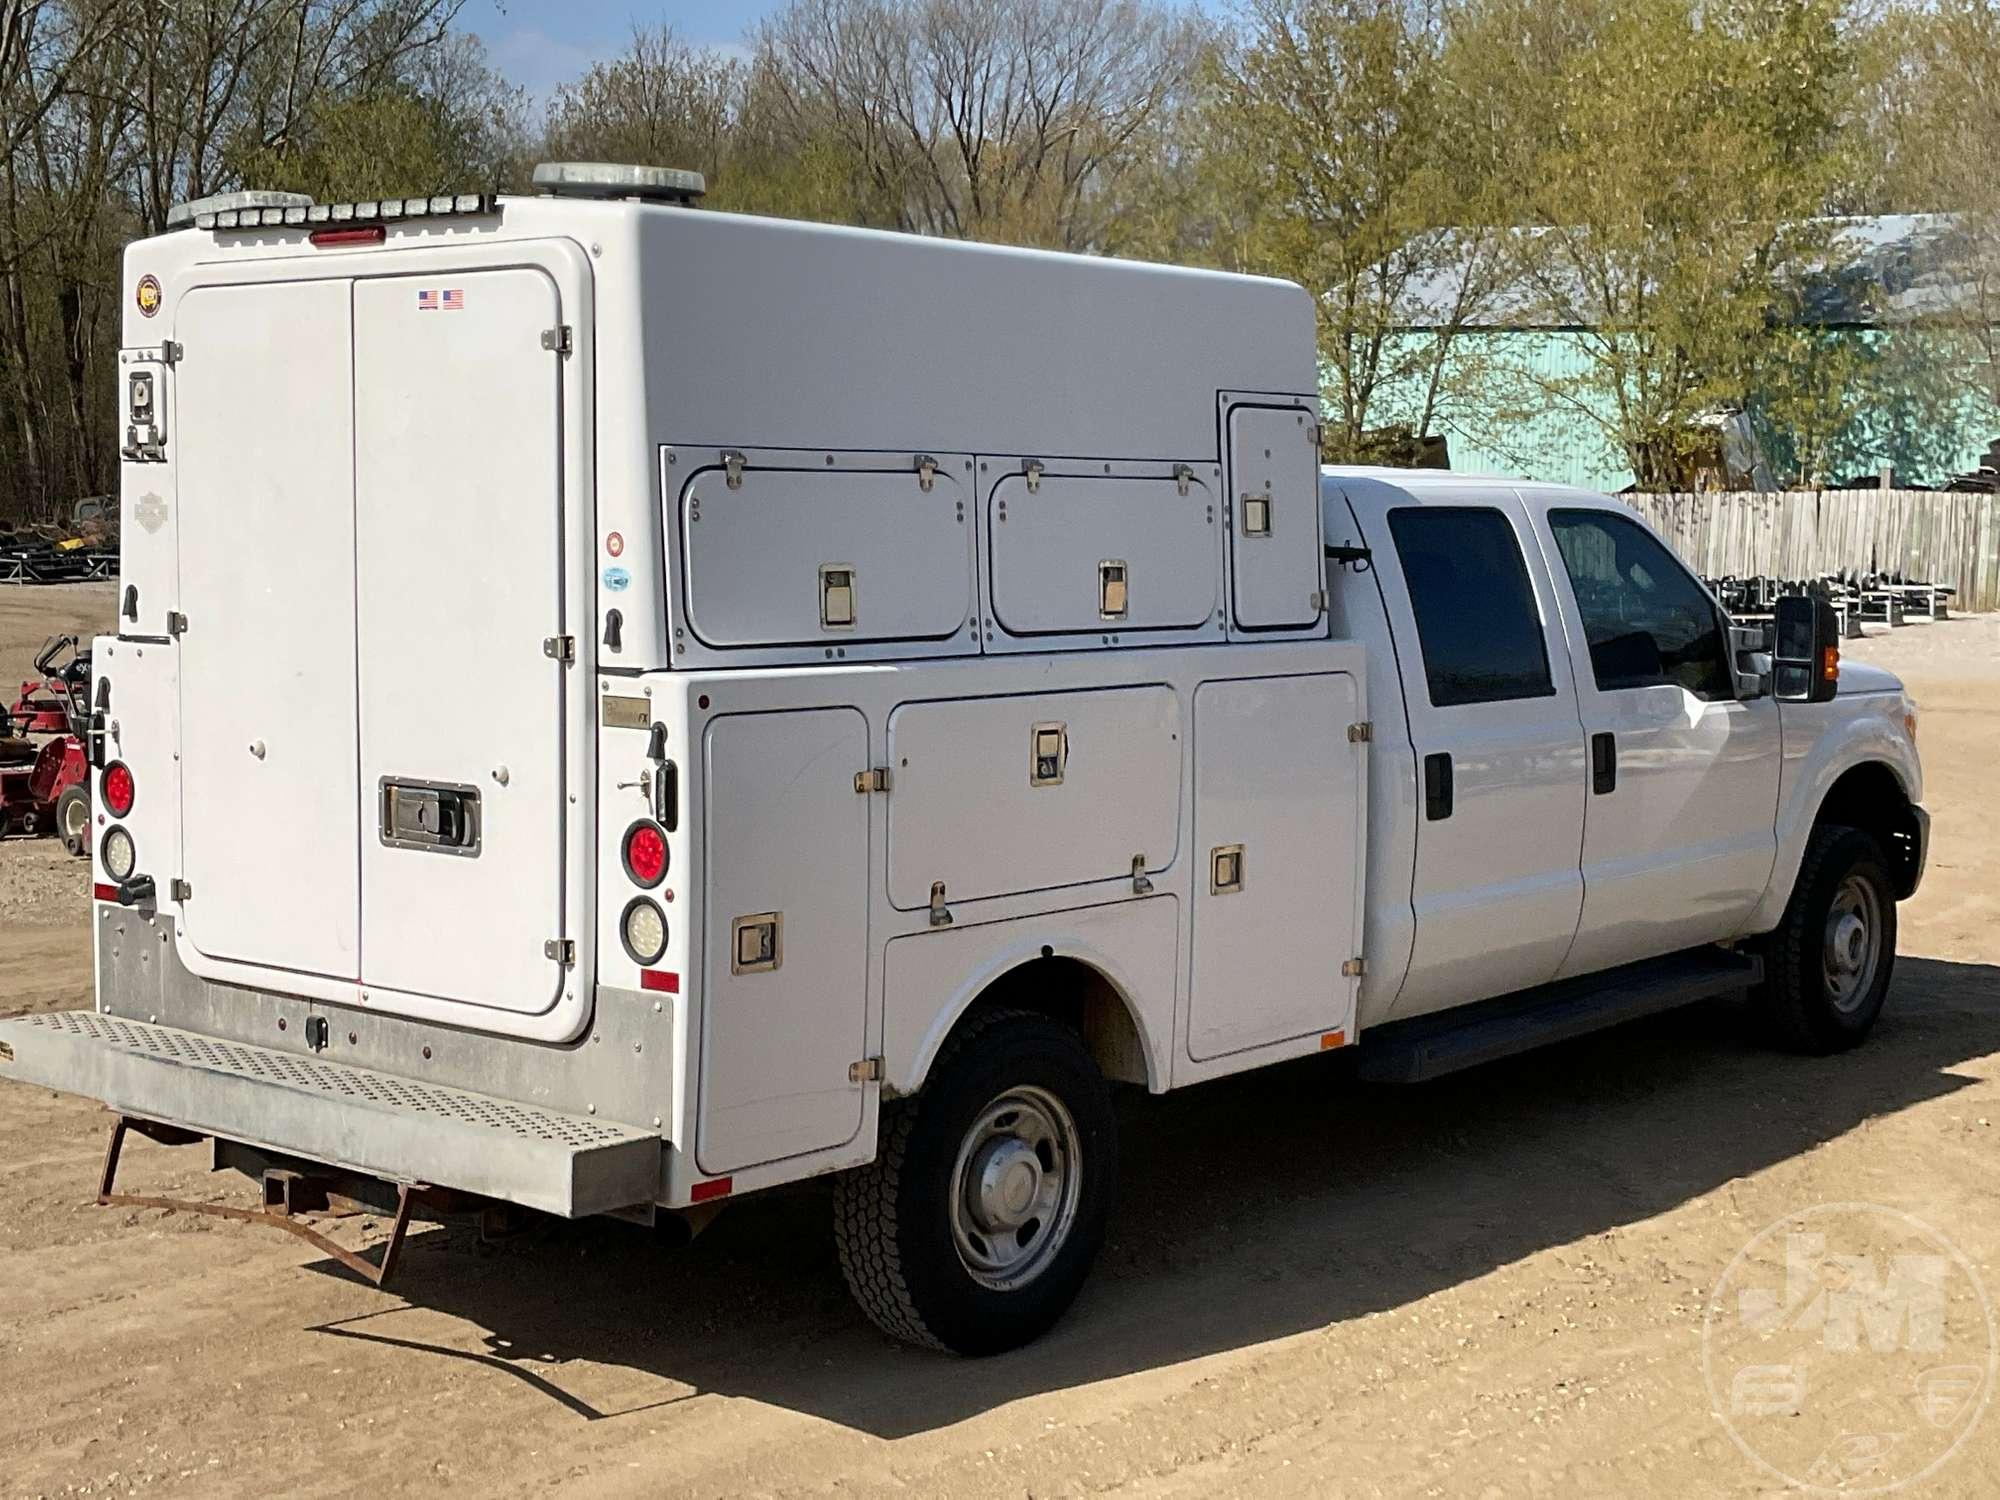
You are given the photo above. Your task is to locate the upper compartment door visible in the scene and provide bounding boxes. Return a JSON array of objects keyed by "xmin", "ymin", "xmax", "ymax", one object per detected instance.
[
  {"xmin": 352, "ymin": 269, "xmax": 569, "ymax": 1018},
  {"xmin": 175, "ymin": 281, "xmax": 361, "ymax": 978},
  {"xmin": 987, "ymin": 469, "xmax": 1218, "ymax": 636},
  {"xmin": 1226, "ymin": 403, "xmax": 1325, "ymax": 629},
  {"xmin": 679, "ymin": 460, "xmax": 972, "ymax": 648}
]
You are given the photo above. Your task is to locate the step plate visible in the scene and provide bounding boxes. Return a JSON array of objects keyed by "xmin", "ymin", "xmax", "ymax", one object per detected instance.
[
  {"xmin": 1356, "ymin": 949, "xmax": 1763, "ymax": 1084},
  {"xmin": 0, "ymin": 1011, "xmax": 659, "ymax": 1217}
]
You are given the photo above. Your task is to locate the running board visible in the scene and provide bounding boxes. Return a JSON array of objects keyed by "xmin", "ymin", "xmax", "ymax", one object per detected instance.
[
  {"xmin": 0, "ymin": 1011, "xmax": 660, "ymax": 1218},
  {"xmin": 1354, "ymin": 948, "xmax": 1763, "ymax": 1084}
]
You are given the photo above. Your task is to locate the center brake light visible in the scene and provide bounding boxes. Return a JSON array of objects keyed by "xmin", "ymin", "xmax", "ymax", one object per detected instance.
[{"xmin": 309, "ymin": 225, "xmax": 386, "ymax": 248}]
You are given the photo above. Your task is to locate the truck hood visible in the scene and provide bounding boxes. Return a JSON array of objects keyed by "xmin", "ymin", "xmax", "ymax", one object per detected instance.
[{"xmin": 1838, "ymin": 660, "xmax": 1904, "ymax": 696}]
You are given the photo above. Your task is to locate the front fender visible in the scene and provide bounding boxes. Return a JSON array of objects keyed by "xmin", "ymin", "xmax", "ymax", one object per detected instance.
[
  {"xmin": 879, "ymin": 896, "xmax": 1180, "ymax": 1097},
  {"xmin": 1745, "ymin": 696, "xmax": 1922, "ymax": 934}
]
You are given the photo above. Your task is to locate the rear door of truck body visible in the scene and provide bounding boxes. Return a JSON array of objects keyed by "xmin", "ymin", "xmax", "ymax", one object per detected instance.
[
  {"xmin": 1521, "ymin": 492, "xmax": 1780, "ymax": 973},
  {"xmin": 1338, "ymin": 478, "xmax": 1589, "ymax": 1018},
  {"xmin": 167, "ymin": 239, "xmax": 592, "ymax": 1041}
]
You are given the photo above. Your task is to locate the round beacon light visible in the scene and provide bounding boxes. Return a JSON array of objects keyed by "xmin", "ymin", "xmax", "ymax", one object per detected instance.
[
  {"xmin": 623, "ymin": 821, "xmax": 669, "ymax": 887},
  {"xmin": 102, "ymin": 761, "xmax": 136, "ymax": 818},
  {"xmin": 621, "ymin": 897, "xmax": 668, "ymax": 966},
  {"xmin": 102, "ymin": 826, "xmax": 136, "ymax": 883}
]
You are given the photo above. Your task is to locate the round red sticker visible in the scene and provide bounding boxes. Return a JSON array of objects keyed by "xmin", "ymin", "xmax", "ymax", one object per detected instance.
[{"xmin": 606, "ymin": 532, "xmax": 624, "ymax": 557}]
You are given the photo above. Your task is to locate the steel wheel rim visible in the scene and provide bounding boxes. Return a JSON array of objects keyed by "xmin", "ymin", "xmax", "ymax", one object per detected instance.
[
  {"xmin": 60, "ymin": 796, "xmax": 86, "ymax": 842},
  {"xmin": 947, "ymin": 1084, "xmax": 1081, "ymax": 1292},
  {"xmin": 1823, "ymin": 873, "xmax": 1883, "ymax": 1014}
]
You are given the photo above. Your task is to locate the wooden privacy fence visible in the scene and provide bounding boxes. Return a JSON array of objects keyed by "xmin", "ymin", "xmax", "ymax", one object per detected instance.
[{"xmin": 1625, "ymin": 490, "xmax": 2000, "ymax": 613}]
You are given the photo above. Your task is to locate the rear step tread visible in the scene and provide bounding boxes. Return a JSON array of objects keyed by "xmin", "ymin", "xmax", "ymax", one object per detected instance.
[
  {"xmin": 1355, "ymin": 947, "xmax": 1762, "ymax": 1083},
  {"xmin": 0, "ymin": 1011, "xmax": 660, "ymax": 1217}
]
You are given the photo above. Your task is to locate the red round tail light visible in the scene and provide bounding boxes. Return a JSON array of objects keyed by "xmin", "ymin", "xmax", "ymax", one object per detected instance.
[
  {"xmin": 623, "ymin": 821, "xmax": 668, "ymax": 887},
  {"xmin": 102, "ymin": 762, "xmax": 136, "ymax": 818}
]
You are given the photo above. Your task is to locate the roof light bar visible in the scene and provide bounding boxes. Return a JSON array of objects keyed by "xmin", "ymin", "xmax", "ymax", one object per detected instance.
[
  {"xmin": 187, "ymin": 191, "xmax": 500, "ymax": 234},
  {"xmin": 531, "ymin": 161, "xmax": 705, "ymax": 204}
]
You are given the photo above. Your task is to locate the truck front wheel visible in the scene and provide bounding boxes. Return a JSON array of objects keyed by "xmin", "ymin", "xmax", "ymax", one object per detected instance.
[
  {"xmin": 833, "ymin": 1008, "xmax": 1117, "ymax": 1354},
  {"xmin": 1756, "ymin": 824, "xmax": 1898, "ymax": 1053}
]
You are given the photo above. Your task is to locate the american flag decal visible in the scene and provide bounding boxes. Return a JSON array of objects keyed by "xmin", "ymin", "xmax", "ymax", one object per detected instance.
[
  {"xmin": 441, "ymin": 287, "xmax": 463, "ymax": 310},
  {"xmin": 416, "ymin": 288, "xmax": 465, "ymax": 311}
]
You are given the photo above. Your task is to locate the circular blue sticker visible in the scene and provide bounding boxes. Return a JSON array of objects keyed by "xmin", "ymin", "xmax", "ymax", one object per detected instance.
[{"xmin": 602, "ymin": 565, "xmax": 630, "ymax": 592}]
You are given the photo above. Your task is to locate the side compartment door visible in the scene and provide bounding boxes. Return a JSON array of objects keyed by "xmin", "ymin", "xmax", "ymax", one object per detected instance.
[
  {"xmin": 1354, "ymin": 486, "xmax": 1589, "ymax": 1018},
  {"xmin": 1225, "ymin": 403, "xmax": 1325, "ymax": 630},
  {"xmin": 352, "ymin": 269, "xmax": 569, "ymax": 1017},
  {"xmin": 699, "ymin": 708, "xmax": 870, "ymax": 1174},
  {"xmin": 174, "ymin": 281, "xmax": 360, "ymax": 977},
  {"xmin": 1535, "ymin": 502, "xmax": 1781, "ymax": 973},
  {"xmin": 1188, "ymin": 673, "xmax": 1364, "ymax": 1060}
]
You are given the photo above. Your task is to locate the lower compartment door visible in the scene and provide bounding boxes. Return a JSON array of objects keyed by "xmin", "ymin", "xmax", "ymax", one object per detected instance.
[
  {"xmin": 1188, "ymin": 674, "xmax": 1363, "ymax": 1060},
  {"xmin": 698, "ymin": 708, "xmax": 870, "ymax": 1174},
  {"xmin": 352, "ymin": 268, "xmax": 569, "ymax": 1018}
]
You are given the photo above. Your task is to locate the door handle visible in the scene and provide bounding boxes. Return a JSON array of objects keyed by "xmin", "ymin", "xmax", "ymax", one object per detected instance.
[
  {"xmin": 1591, "ymin": 732, "xmax": 1617, "ymax": 794},
  {"xmin": 1423, "ymin": 751, "xmax": 1453, "ymax": 821}
]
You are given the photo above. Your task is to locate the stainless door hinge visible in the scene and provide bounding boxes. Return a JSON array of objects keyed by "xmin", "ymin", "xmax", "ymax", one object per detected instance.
[
  {"xmin": 166, "ymin": 611, "xmax": 188, "ymax": 637},
  {"xmin": 543, "ymin": 635, "xmax": 575, "ymax": 662},
  {"xmin": 1347, "ymin": 721, "xmax": 1372, "ymax": 743},
  {"xmin": 928, "ymin": 880, "xmax": 952, "ymax": 927},
  {"xmin": 1130, "ymin": 853, "xmax": 1153, "ymax": 895},
  {"xmin": 914, "ymin": 454, "xmax": 938, "ymax": 492},
  {"xmin": 848, "ymin": 1057, "xmax": 884, "ymax": 1083},
  {"xmin": 170, "ymin": 878, "xmax": 192, "ymax": 902},
  {"xmin": 545, "ymin": 938, "xmax": 576, "ymax": 965},
  {"xmin": 540, "ymin": 325, "xmax": 572, "ymax": 355},
  {"xmin": 852, "ymin": 767, "xmax": 892, "ymax": 794},
  {"xmin": 723, "ymin": 450, "xmax": 747, "ymax": 489},
  {"xmin": 1174, "ymin": 463, "xmax": 1194, "ymax": 496},
  {"xmin": 1024, "ymin": 459, "xmax": 1044, "ymax": 494},
  {"xmin": 1341, "ymin": 957, "xmax": 1365, "ymax": 977}
]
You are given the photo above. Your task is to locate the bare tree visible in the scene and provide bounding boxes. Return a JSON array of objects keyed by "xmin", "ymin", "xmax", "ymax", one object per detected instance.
[{"xmin": 753, "ymin": 0, "xmax": 1212, "ymax": 250}]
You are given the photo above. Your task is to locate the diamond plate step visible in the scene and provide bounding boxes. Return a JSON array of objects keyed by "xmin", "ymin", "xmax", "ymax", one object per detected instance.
[{"xmin": 0, "ymin": 1011, "xmax": 660, "ymax": 1217}]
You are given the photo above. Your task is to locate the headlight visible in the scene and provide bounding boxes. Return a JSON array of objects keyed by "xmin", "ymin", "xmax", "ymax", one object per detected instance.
[
  {"xmin": 102, "ymin": 825, "xmax": 136, "ymax": 882},
  {"xmin": 621, "ymin": 897, "xmax": 668, "ymax": 966}
]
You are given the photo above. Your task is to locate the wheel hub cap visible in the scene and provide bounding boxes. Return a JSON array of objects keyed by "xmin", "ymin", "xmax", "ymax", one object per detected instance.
[
  {"xmin": 969, "ymin": 1138, "xmax": 1042, "ymax": 1233},
  {"xmin": 947, "ymin": 1085, "xmax": 1083, "ymax": 1292},
  {"xmin": 1822, "ymin": 874, "xmax": 1882, "ymax": 1014}
]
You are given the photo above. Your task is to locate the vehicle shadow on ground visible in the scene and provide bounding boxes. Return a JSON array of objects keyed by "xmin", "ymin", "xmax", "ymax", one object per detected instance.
[{"xmin": 305, "ymin": 955, "xmax": 2000, "ymax": 1438}]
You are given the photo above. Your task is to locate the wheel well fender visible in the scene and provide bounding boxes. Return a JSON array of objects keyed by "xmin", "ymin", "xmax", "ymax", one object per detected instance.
[
  {"xmin": 893, "ymin": 953, "xmax": 1161, "ymax": 1100},
  {"xmin": 1812, "ymin": 760, "xmax": 1924, "ymax": 898}
]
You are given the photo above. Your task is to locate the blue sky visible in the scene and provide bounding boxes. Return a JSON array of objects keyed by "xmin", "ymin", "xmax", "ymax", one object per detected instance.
[{"xmin": 462, "ymin": 0, "xmax": 774, "ymax": 99}]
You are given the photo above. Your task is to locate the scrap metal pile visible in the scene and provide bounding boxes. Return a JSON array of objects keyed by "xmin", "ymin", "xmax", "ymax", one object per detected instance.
[
  {"xmin": 0, "ymin": 499, "xmax": 117, "ymax": 585},
  {"xmin": 1707, "ymin": 570, "xmax": 1955, "ymax": 641}
]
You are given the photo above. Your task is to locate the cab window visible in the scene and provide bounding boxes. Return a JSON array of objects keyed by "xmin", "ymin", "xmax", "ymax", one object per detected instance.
[
  {"xmin": 1548, "ymin": 509, "xmax": 1732, "ymax": 701},
  {"xmin": 1387, "ymin": 506, "xmax": 1556, "ymax": 707}
]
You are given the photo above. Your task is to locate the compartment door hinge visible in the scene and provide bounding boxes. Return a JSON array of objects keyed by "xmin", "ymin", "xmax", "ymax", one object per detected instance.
[
  {"xmin": 852, "ymin": 767, "xmax": 892, "ymax": 794},
  {"xmin": 1342, "ymin": 957, "xmax": 1366, "ymax": 978},
  {"xmin": 543, "ymin": 635, "xmax": 575, "ymax": 662},
  {"xmin": 545, "ymin": 938, "xmax": 576, "ymax": 965},
  {"xmin": 540, "ymin": 325, "xmax": 572, "ymax": 355},
  {"xmin": 848, "ymin": 1057, "xmax": 884, "ymax": 1084},
  {"xmin": 170, "ymin": 878, "xmax": 192, "ymax": 902},
  {"xmin": 1347, "ymin": 721, "xmax": 1372, "ymax": 743},
  {"xmin": 166, "ymin": 611, "xmax": 188, "ymax": 637}
]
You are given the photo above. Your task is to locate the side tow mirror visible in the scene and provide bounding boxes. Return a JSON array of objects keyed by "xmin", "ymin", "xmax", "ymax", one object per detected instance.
[
  {"xmin": 1727, "ymin": 623, "xmax": 1771, "ymax": 699},
  {"xmin": 1774, "ymin": 594, "xmax": 1839, "ymax": 703}
]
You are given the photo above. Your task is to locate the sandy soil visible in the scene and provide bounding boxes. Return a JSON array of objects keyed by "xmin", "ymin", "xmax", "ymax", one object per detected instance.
[{"xmin": 2, "ymin": 585, "xmax": 1998, "ymax": 1499}]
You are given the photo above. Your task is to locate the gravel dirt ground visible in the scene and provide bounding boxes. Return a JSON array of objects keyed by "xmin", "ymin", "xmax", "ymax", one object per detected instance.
[{"xmin": 2, "ymin": 584, "xmax": 1997, "ymax": 1499}]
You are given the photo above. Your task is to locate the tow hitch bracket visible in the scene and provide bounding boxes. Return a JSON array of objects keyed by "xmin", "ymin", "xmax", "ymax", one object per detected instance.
[{"xmin": 96, "ymin": 1114, "xmax": 431, "ymax": 1288}]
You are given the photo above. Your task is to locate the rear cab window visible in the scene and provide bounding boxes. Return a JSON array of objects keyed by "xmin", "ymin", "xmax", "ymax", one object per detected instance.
[{"xmin": 1387, "ymin": 506, "xmax": 1556, "ymax": 707}]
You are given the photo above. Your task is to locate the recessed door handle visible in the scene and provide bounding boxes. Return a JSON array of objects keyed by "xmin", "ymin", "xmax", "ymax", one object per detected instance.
[
  {"xmin": 1423, "ymin": 751, "xmax": 1453, "ymax": 821},
  {"xmin": 1591, "ymin": 732, "xmax": 1617, "ymax": 795}
]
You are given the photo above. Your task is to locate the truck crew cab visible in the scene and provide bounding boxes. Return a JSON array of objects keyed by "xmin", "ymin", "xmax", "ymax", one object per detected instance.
[{"xmin": 0, "ymin": 164, "xmax": 1926, "ymax": 1355}]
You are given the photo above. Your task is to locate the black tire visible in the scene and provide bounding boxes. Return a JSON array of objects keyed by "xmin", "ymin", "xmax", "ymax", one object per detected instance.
[
  {"xmin": 833, "ymin": 1007, "xmax": 1117, "ymax": 1355},
  {"xmin": 55, "ymin": 784, "xmax": 89, "ymax": 857},
  {"xmin": 1755, "ymin": 824, "xmax": 1897, "ymax": 1053}
]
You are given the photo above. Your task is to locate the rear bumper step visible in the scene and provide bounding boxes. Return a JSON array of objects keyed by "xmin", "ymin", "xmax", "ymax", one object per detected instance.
[
  {"xmin": 1355, "ymin": 947, "xmax": 1763, "ymax": 1084},
  {"xmin": 0, "ymin": 1010, "xmax": 660, "ymax": 1217}
]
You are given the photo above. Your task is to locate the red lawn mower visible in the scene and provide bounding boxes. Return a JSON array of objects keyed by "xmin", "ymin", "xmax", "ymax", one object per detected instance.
[{"xmin": 0, "ymin": 634, "xmax": 92, "ymax": 855}]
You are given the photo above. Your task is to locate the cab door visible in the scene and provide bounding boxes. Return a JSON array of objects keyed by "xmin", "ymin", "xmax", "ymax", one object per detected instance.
[
  {"xmin": 1531, "ymin": 499, "xmax": 1780, "ymax": 974},
  {"xmin": 1342, "ymin": 480, "xmax": 1588, "ymax": 1018}
]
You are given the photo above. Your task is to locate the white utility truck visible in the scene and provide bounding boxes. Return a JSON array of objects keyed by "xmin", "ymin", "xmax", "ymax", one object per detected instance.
[{"xmin": 0, "ymin": 165, "xmax": 1927, "ymax": 1354}]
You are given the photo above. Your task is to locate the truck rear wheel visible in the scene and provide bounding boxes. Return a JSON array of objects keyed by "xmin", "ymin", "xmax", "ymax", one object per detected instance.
[
  {"xmin": 1756, "ymin": 824, "xmax": 1897, "ymax": 1053},
  {"xmin": 833, "ymin": 1008, "xmax": 1116, "ymax": 1354}
]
